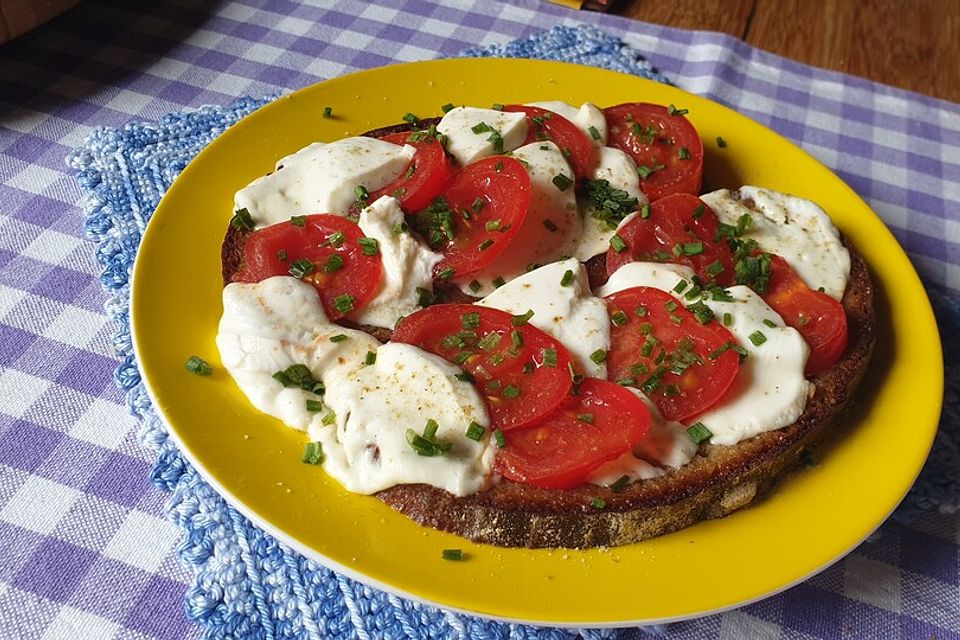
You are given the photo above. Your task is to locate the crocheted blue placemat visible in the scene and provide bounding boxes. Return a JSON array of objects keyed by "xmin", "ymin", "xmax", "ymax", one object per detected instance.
[{"xmin": 67, "ymin": 23, "xmax": 958, "ymax": 640}]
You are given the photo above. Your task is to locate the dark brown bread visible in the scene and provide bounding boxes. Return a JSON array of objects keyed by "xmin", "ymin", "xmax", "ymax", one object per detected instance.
[{"xmin": 222, "ymin": 119, "xmax": 875, "ymax": 548}]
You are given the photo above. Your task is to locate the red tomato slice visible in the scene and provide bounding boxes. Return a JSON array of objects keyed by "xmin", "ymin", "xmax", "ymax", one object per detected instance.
[
  {"xmin": 495, "ymin": 378, "xmax": 652, "ymax": 489},
  {"xmin": 232, "ymin": 214, "xmax": 383, "ymax": 321},
  {"xmin": 503, "ymin": 104, "xmax": 598, "ymax": 179},
  {"xmin": 762, "ymin": 254, "xmax": 848, "ymax": 375},
  {"xmin": 605, "ymin": 286, "xmax": 740, "ymax": 421},
  {"xmin": 604, "ymin": 102, "xmax": 703, "ymax": 201},
  {"xmin": 606, "ymin": 193, "xmax": 734, "ymax": 285},
  {"xmin": 412, "ymin": 156, "xmax": 531, "ymax": 280},
  {"xmin": 367, "ymin": 131, "xmax": 454, "ymax": 212},
  {"xmin": 391, "ymin": 304, "xmax": 575, "ymax": 431}
]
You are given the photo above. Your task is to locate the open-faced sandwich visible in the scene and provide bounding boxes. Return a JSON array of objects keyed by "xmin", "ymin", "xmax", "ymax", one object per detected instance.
[{"xmin": 215, "ymin": 100, "xmax": 875, "ymax": 548}]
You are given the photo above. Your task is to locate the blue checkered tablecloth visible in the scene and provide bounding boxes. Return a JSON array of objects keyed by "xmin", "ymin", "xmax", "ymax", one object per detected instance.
[{"xmin": 1, "ymin": 1, "xmax": 958, "ymax": 639}]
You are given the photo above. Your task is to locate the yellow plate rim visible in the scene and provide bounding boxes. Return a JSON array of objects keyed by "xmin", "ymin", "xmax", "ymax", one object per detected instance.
[{"xmin": 130, "ymin": 58, "xmax": 943, "ymax": 626}]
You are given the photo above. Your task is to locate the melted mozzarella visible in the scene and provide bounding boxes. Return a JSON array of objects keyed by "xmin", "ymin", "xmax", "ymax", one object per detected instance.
[
  {"xmin": 599, "ymin": 263, "xmax": 811, "ymax": 447},
  {"xmin": 525, "ymin": 101, "xmax": 608, "ymax": 146},
  {"xmin": 353, "ymin": 197, "xmax": 442, "ymax": 329},
  {"xmin": 316, "ymin": 343, "xmax": 493, "ymax": 496},
  {"xmin": 216, "ymin": 277, "xmax": 380, "ymax": 432},
  {"xmin": 588, "ymin": 390, "xmax": 698, "ymax": 484},
  {"xmin": 234, "ymin": 138, "xmax": 414, "ymax": 228},
  {"xmin": 476, "ymin": 258, "xmax": 610, "ymax": 378},
  {"xmin": 576, "ymin": 147, "xmax": 648, "ymax": 260},
  {"xmin": 436, "ymin": 107, "xmax": 527, "ymax": 166},
  {"xmin": 459, "ymin": 141, "xmax": 580, "ymax": 296},
  {"xmin": 692, "ymin": 286, "xmax": 812, "ymax": 445},
  {"xmin": 701, "ymin": 186, "xmax": 850, "ymax": 300}
]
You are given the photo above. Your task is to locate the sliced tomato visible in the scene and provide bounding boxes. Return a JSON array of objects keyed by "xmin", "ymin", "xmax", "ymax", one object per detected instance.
[
  {"xmin": 232, "ymin": 214, "xmax": 382, "ymax": 320},
  {"xmin": 606, "ymin": 193, "xmax": 734, "ymax": 285},
  {"xmin": 391, "ymin": 304, "xmax": 575, "ymax": 431},
  {"xmin": 503, "ymin": 104, "xmax": 598, "ymax": 179},
  {"xmin": 411, "ymin": 156, "xmax": 531, "ymax": 281},
  {"xmin": 604, "ymin": 102, "xmax": 703, "ymax": 201},
  {"xmin": 495, "ymin": 378, "xmax": 652, "ymax": 489},
  {"xmin": 761, "ymin": 254, "xmax": 848, "ymax": 375},
  {"xmin": 605, "ymin": 286, "xmax": 740, "ymax": 422},
  {"xmin": 367, "ymin": 131, "xmax": 454, "ymax": 212}
]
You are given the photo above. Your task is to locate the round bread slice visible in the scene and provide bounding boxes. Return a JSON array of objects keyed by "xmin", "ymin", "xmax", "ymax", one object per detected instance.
[{"xmin": 221, "ymin": 123, "xmax": 875, "ymax": 549}]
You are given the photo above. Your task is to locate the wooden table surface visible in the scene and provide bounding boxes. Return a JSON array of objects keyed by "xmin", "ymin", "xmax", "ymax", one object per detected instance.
[{"xmin": 614, "ymin": 0, "xmax": 960, "ymax": 104}]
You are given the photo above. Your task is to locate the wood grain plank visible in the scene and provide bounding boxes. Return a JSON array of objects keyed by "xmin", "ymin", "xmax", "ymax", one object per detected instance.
[
  {"xmin": 748, "ymin": 0, "xmax": 960, "ymax": 102},
  {"xmin": 616, "ymin": 0, "xmax": 755, "ymax": 38}
]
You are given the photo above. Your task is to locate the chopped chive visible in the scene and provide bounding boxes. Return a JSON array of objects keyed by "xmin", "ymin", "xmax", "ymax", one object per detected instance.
[
  {"xmin": 667, "ymin": 103, "xmax": 689, "ymax": 116},
  {"xmin": 437, "ymin": 266, "xmax": 455, "ymax": 280},
  {"xmin": 423, "ymin": 418, "xmax": 439, "ymax": 440},
  {"xmin": 328, "ymin": 230, "xmax": 345, "ymax": 247},
  {"xmin": 590, "ymin": 497, "xmax": 607, "ymax": 509},
  {"xmin": 465, "ymin": 421, "xmax": 485, "ymax": 441},
  {"xmin": 609, "ymin": 234, "xmax": 628, "ymax": 253},
  {"xmin": 494, "ymin": 429, "xmax": 507, "ymax": 448},
  {"xmin": 687, "ymin": 422, "xmax": 712, "ymax": 444},
  {"xmin": 322, "ymin": 411, "xmax": 337, "ymax": 425},
  {"xmin": 453, "ymin": 351, "xmax": 473, "ymax": 365},
  {"xmin": 763, "ymin": 318, "xmax": 778, "ymax": 328},
  {"xmin": 329, "ymin": 334, "xmax": 348, "ymax": 343},
  {"xmin": 333, "ymin": 294, "xmax": 355, "ymax": 314},
  {"xmin": 578, "ymin": 413, "xmax": 595, "ymax": 424},
  {"xmin": 588, "ymin": 125, "xmax": 602, "ymax": 140},
  {"xmin": 616, "ymin": 376, "xmax": 636, "ymax": 386},
  {"xmin": 290, "ymin": 215, "xmax": 306, "ymax": 227},
  {"xmin": 305, "ymin": 399, "xmax": 324, "ymax": 412},
  {"xmin": 689, "ymin": 301, "xmax": 714, "ymax": 325},
  {"xmin": 589, "ymin": 349, "xmax": 607, "ymax": 365},
  {"xmin": 664, "ymin": 300, "xmax": 678, "ymax": 312},
  {"xmin": 364, "ymin": 351, "xmax": 376, "ymax": 365},
  {"xmin": 358, "ymin": 237, "xmax": 379, "ymax": 256},
  {"xmin": 322, "ymin": 106, "xmax": 333, "ymax": 118},
  {"xmin": 442, "ymin": 548, "xmax": 464, "ymax": 561},
  {"xmin": 716, "ymin": 136, "xmax": 727, "ymax": 148},
  {"xmin": 511, "ymin": 330, "xmax": 524, "ymax": 349},
  {"xmin": 748, "ymin": 330, "xmax": 767, "ymax": 346},
  {"xmin": 673, "ymin": 279, "xmax": 689, "ymax": 294},
  {"xmin": 185, "ymin": 355, "xmax": 212, "ymax": 375},
  {"xmin": 723, "ymin": 312, "xmax": 733, "ymax": 326},
  {"xmin": 461, "ymin": 312, "xmax": 481, "ymax": 329},
  {"xmin": 678, "ymin": 146, "xmax": 691, "ymax": 160},
  {"xmin": 324, "ymin": 254, "xmax": 344, "ymax": 272},
  {"xmin": 230, "ymin": 208, "xmax": 255, "ymax": 230},
  {"xmin": 635, "ymin": 306, "xmax": 648, "ymax": 317},
  {"xmin": 468, "ymin": 280, "xmax": 482, "ymax": 293},
  {"xmin": 484, "ymin": 219, "xmax": 501, "ymax": 231},
  {"xmin": 692, "ymin": 204, "xmax": 705, "ymax": 220},
  {"xmin": 682, "ymin": 242, "xmax": 704, "ymax": 256},
  {"xmin": 542, "ymin": 347, "xmax": 558, "ymax": 367},
  {"xmin": 640, "ymin": 203, "xmax": 652, "ymax": 219},
  {"xmin": 552, "ymin": 174, "xmax": 574, "ymax": 191},
  {"xmin": 706, "ymin": 260, "xmax": 724, "ymax": 277},
  {"xmin": 494, "ymin": 161, "xmax": 503, "ymax": 172},
  {"xmin": 301, "ymin": 441, "xmax": 324, "ymax": 464},
  {"xmin": 502, "ymin": 384, "xmax": 520, "ymax": 399},
  {"xmin": 637, "ymin": 165, "xmax": 654, "ymax": 179},
  {"xmin": 393, "ymin": 221, "xmax": 408, "ymax": 235},
  {"xmin": 272, "ymin": 364, "xmax": 324, "ymax": 394},
  {"xmin": 416, "ymin": 287, "xmax": 435, "ymax": 307},
  {"xmin": 611, "ymin": 310, "xmax": 629, "ymax": 326},
  {"xmin": 512, "ymin": 310, "xmax": 534, "ymax": 326},
  {"xmin": 610, "ymin": 475, "xmax": 630, "ymax": 493},
  {"xmin": 354, "ymin": 185, "xmax": 369, "ymax": 202},
  {"xmin": 402, "ymin": 112, "xmax": 418, "ymax": 124},
  {"xmin": 560, "ymin": 269, "xmax": 574, "ymax": 287},
  {"xmin": 289, "ymin": 258, "xmax": 315, "ymax": 279},
  {"xmin": 441, "ymin": 102, "xmax": 455, "ymax": 113},
  {"xmin": 277, "ymin": 249, "xmax": 287, "ymax": 261},
  {"xmin": 455, "ymin": 372, "xmax": 475, "ymax": 383},
  {"xmin": 471, "ymin": 196, "xmax": 486, "ymax": 213},
  {"xmin": 477, "ymin": 332, "xmax": 501, "ymax": 351}
]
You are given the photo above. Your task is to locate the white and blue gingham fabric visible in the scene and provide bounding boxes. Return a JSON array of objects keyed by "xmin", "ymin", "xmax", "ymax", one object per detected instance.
[{"xmin": 1, "ymin": 1, "xmax": 958, "ymax": 639}]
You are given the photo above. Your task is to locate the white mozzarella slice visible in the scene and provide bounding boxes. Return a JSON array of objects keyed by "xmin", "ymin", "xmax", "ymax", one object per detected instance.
[
  {"xmin": 525, "ymin": 101, "xmax": 608, "ymax": 146},
  {"xmin": 316, "ymin": 343, "xmax": 493, "ymax": 496},
  {"xmin": 476, "ymin": 258, "xmax": 610, "ymax": 378},
  {"xmin": 234, "ymin": 137, "xmax": 415, "ymax": 228},
  {"xmin": 353, "ymin": 196, "xmax": 442, "ymax": 329},
  {"xmin": 216, "ymin": 277, "xmax": 380, "ymax": 432},
  {"xmin": 436, "ymin": 107, "xmax": 528, "ymax": 166},
  {"xmin": 691, "ymin": 286, "xmax": 813, "ymax": 445},
  {"xmin": 575, "ymin": 147, "xmax": 649, "ymax": 260},
  {"xmin": 700, "ymin": 186, "xmax": 850, "ymax": 300},
  {"xmin": 597, "ymin": 262, "xmax": 695, "ymax": 299}
]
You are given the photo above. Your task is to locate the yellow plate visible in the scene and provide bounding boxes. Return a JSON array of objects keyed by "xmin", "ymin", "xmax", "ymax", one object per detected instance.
[{"xmin": 131, "ymin": 58, "xmax": 942, "ymax": 626}]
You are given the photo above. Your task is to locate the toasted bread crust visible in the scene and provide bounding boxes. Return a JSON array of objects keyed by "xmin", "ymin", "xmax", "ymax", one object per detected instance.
[{"xmin": 222, "ymin": 121, "xmax": 876, "ymax": 548}]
